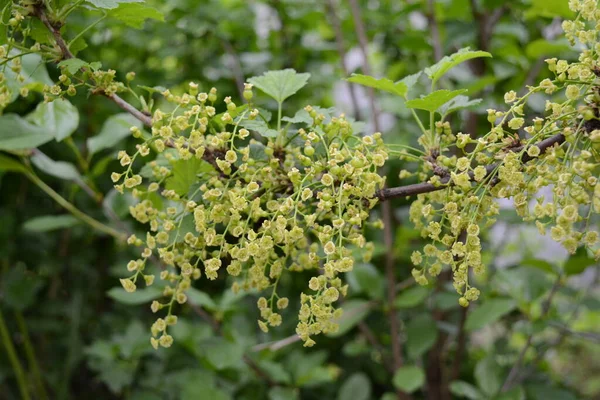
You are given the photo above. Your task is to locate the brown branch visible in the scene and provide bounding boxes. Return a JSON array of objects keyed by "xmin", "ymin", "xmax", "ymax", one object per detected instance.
[
  {"xmin": 451, "ymin": 305, "xmax": 469, "ymax": 381},
  {"xmin": 427, "ymin": 0, "xmax": 443, "ymax": 62},
  {"xmin": 377, "ymin": 133, "xmax": 566, "ymax": 201}
]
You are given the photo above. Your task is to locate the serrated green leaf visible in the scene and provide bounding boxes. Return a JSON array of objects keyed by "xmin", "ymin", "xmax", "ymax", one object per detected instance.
[
  {"xmin": 107, "ymin": 2, "xmax": 164, "ymax": 28},
  {"xmin": 0, "ymin": 265, "xmax": 44, "ymax": 311},
  {"xmin": 405, "ymin": 89, "xmax": 468, "ymax": 112},
  {"xmin": 400, "ymin": 71, "xmax": 422, "ymax": 94},
  {"xmin": 0, "ymin": 114, "xmax": 53, "ymax": 150},
  {"xmin": 394, "ymin": 285, "xmax": 429, "ymax": 308},
  {"xmin": 346, "ymin": 263, "xmax": 384, "ymax": 300},
  {"xmin": 281, "ymin": 109, "xmax": 313, "ymax": 125},
  {"xmin": 438, "ymin": 95, "xmax": 482, "ymax": 116},
  {"xmin": 563, "ymin": 247, "xmax": 595, "ymax": 276},
  {"xmin": 337, "ymin": 373, "xmax": 371, "ymax": 400},
  {"xmin": 392, "ymin": 366, "xmax": 425, "ymax": 393},
  {"xmin": 58, "ymin": 58, "xmax": 88, "ymax": 74},
  {"xmin": 165, "ymin": 157, "xmax": 214, "ymax": 196},
  {"xmin": 26, "ymin": 99, "xmax": 79, "ymax": 141},
  {"xmin": 0, "ymin": 154, "xmax": 26, "ymax": 173},
  {"xmin": 106, "ymin": 286, "xmax": 163, "ymax": 305},
  {"xmin": 425, "ymin": 48, "xmax": 492, "ymax": 84},
  {"xmin": 87, "ymin": 113, "xmax": 142, "ymax": 155},
  {"xmin": 23, "ymin": 215, "xmax": 80, "ymax": 232},
  {"xmin": 346, "ymin": 73, "xmax": 408, "ymax": 97},
  {"xmin": 465, "ymin": 298, "xmax": 516, "ymax": 331},
  {"xmin": 239, "ymin": 118, "xmax": 278, "ymax": 137},
  {"xmin": 406, "ymin": 314, "xmax": 438, "ymax": 359},
  {"xmin": 326, "ymin": 300, "xmax": 371, "ymax": 338},
  {"xmin": 248, "ymin": 69, "xmax": 310, "ymax": 104},
  {"xmin": 86, "ymin": 0, "xmax": 143, "ymax": 9}
]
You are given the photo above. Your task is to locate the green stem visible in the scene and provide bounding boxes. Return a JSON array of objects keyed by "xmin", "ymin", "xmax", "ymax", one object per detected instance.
[
  {"xmin": 277, "ymin": 101, "xmax": 282, "ymax": 137},
  {"xmin": 0, "ymin": 309, "xmax": 31, "ymax": 400},
  {"xmin": 68, "ymin": 14, "xmax": 107, "ymax": 49},
  {"xmin": 25, "ymin": 172, "xmax": 125, "ymax": 241},
  {"xmin": 15, "ymin": 312, "xmax": 49, "ymax": 400}
]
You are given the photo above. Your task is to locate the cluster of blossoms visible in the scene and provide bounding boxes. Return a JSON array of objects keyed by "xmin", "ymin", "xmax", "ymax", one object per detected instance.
[
  {"xmin": 115, "ymin": 83, "xmax": 387, "ymax": 347},
  {"xmin": 408, "ymin": 0, "xmax": 600, "ymax": 306}
]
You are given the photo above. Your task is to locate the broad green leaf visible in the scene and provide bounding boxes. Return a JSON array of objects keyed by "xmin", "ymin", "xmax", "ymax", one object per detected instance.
[
  {"xmin": 497, "ymin": 386, "xmax": 525, "ymax": 400},
  {"xmin": 394, "ymin": 285, "xmax": 429, "ymax": 308},
  {"xmin": 58, "ymin": 58, "xmax": 88, "ymax": 74},
  {"xmin": 202, "ymin": 337, "xmax": 245, "ymax": 370},
  {"xmin": 0, "ymin": 114, "xmax": 53, "ymax": 150},
  {"xmin": 106, "ymin": 286, "xmax": 163, "ymax": 305},
  {"xmin": 524, "ymin": 0, "xmax": 575, "ymax": 19},
  {"xmin": 269, "ymin": 387, "xmax": 299, "ymax": 400},
  {"xmin": 281, "ymin": 109, "xmax": 313, "ymax": 125},
  {"xmin": 400, "ymin": 71, "xmax": 422, "ymax": 94},
  {"xmin": 326, "ymin": 299, "xmax": 371, "ymax": 337},
  {"xmin": 31, "ymin": 152, "xmax": 82, "ymax": 181},
  {"xmin": 186, "ymin": 287, "xmax": 217, "ymax": 310},
  {"xmin": 465, "ymin": 298, "xmax": 516, "ymax": 331},
  {"xmin": 525, "ymin": 38, "xmax": 571, "ymax": 60},
  {"xmin": 405, "ymin": 89, "xmax": 468, "ymax": 113},
  {"xmin": 0, "ymin": 154, "xmax": 26, "ymax": 173},
  {"xmin": 449, "ymin": 381, "xmax": 483, "ymax": 400},
  {"xmin": 406, "ymin": 314, "xmax": 438, "ymax": 359},
  {"xmin": 165, "ymin": 157, "xmax": 214, "ymax": 196},
  {"xmin": 425, "ymin": 48, "xmax": 492, "ymax": 84},
  {"xmin": 0, "ymin": 265, "xmax": 44, "ymax": 311},
  {"xmin": 392, "ymin": 366, "xmax": 425, "ymax": 393},
  {"xmin": 258, "ymin": 361, "xmax": 292, "ymax": 384},
  {"xmin": 23, "ymin": 215, "xmax": 80, "ymax": 232},
  {"xmin": 493, "ymin": 268, "xmax": 552, "ymax": 303},
  {"xmin": 107, "ymin": 3, "xmax": 164, "ymax": 28},
  {"xmin": 86, "ymin": 0, "xmax": 143, "ymax": 9},
  {"xmin": 474, "ymin": 356, "xmax": 502, "ymax": 397},
  {"xmin": 239, "ymin": 118, "xmax": 279, "ymax": 138},
  {"xmin": 438, "ymin": 95, "xmax": 482, "ymax": 116},
  {"xmin": 26, "ymin": 99, "xmax": 79, "ymax": 141},
  {"xmin": 524, "ymin": 384, "xmax": 577, "ymax": 400},
  {"xmin": 346, "ymin": 74, "xmax": 408, "ymax": 98},
  {"xmin": 4, "ymin": 52, "xmax": 53, "ymax": 103},
  {"xmin": 563, "ymin": 247, "xmax": 595, "ymax": 276},
  {"xmin": 337, "ymin": 373, "xmax": 371, "ymax": 400},
  {"xmin": 521, "ymin": 258, "xmax": 558, "ymax": 275},
  {"xmin": 87, "ymin": 113, "xmax": 142, "ymax": 155},
  {"xmin": 346, "ymin": 263, "xmax": 384, "ymax": 300},
  {"xmin": 248, "ymin": 69, "xmax": 310, "ymax": 104}
]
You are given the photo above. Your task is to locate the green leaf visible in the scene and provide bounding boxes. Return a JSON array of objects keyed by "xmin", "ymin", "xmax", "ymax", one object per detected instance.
[
  {"xmin": 281, "ymin": 109, "xmax": 313, "ymax": 125},
  {"xmin": 258, "ymin": 361, "xmax": 292, "ymax": 384},
  {"xmin": 405, "ymin": 89, "xmax": 468, "ymax": 113},
  {"xmin": 392, "ymin": 366, "xmax": 425, "ymax": 393},
  {"xmin": 474, "ymin": 356, "xmax": 502, "ymax": 397},
  {"xmin": 449, "ymin": 381, "xmax": 484, "ymax": 400},
  {"xmin": 202, "ymin": 337, "xmax": 245, "ymax": 370},
  {"xmin": 1, "ymin": 265, "xmax": 44, "ymax": 311},
  {"xmin": 31, "ymin": 152, "xmax": 82, "ymax": 181},
  {"xmin": 4, "ymin": 52, "xmax": 53, "ymax": 103},
  {"xmin": 400, "ymin": 72, "xmax": 422, "ymax": 94},
  {"xmin": 493, "ymin": 268, "xmax": 552, "ymax": 303},
  {"xmin": 23, "ymin": 215, "xmax": 80, "ymax": 232},
  {"xmin": 394, "ymin": 285, "xmax": 429, "ymax": 308},
  {"xmin": 466, "ymin": 298, "xmax": 516, "ymax": 331},
  {"xmin": 326, "ymin": 299, "xmax": 372, "ymax": 337},
  {"xmin": 438, "ymin": 95, "xmax": 482, "ymax": 116},
  {"xmin": 86, "ymin": 0, "xmax": 143, "ymax": 9},
  {"xmin": 58, "ymin": 58, "xmax": 88, "ymax": 74},
  {"xmin": 0, "ymin": 154, "xmax": 26, "ymax": 173},
  {"xmin": 87, "ymin": 113, "xmax": 142, "ymax": 155},
  {"xmin": 186, "ymin": 287, "xmax": 217, "ymax": 310},
  {"xmin": 107, "ymin": 3, "xmax": 164, "ymax": 28},
  {"xmin": 26, "ymin": 99, "xmax": 79, "ymax": 141},
  {"xmin": 425, "ymin": 48, "xmax": 492, "ymax": 84},
  {"xmin": 346, "ymin": 263, "xmax": 384, "ymax": 300},
  {"xmin": 521, "ymin": 258, "xmax": 558, "ymax": 275},
  {"xmin": 248, "ymin": 69, "xmax": 310, "ymax": 104},
  {"xmin": 406, "ymin": 314, "xmax": 438, "ymax": 359},
  {"xmin": 524, "ymin": 0, "xmax": 575, "ymax": 19},
  {"xmin": 524, "ymin": 39, "xmax": 571, "ymax": 60},
  {"xmin": 239, "ymin": 118, "xmax": 279, "ymax": 138},
  {"xmin": 563, "ymin": 247, "xmax": 595, "ymax": 276},
  {"xmin": 269, "ymin": 387, "xmax": 299, "ymax": 400},
  {"xmin": 106, "ymin": 286, "xmax": 163, "ymax": 305},
  {"xmin": 524, "ymin": 384, "xmax": 577, "ymax": 400},
  {"xmin": 337, "ymin": 373, "xmax": 371, "ymax": 400},
  {"xmin": 0, "ymin": 114, "xmax": 53, "ymax": 150},
  {"xmin": 497, "ymin": 386, "xmax": 525, "ymax": 400},
  {"xmin": 346, "ymin": 74, "xmax": 408, "ymax": 97},
  {"xmin": 165, "ymin": 157, "xmax": 214, "ymax": 196}
]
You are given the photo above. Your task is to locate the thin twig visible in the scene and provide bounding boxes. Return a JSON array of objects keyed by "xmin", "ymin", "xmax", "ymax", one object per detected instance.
[{"xmin": 252, "ymin": 334, "xmax": 301, "ymax": 352}]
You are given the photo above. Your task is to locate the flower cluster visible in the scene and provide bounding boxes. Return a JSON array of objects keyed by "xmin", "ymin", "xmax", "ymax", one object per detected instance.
[
  {"xmin": 407, "ymin": 0, "xmax": 600, "ymax": 306},
  {"xmin": 115, "ymin": 83, "xmax": 387, "ymax": 347}
]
